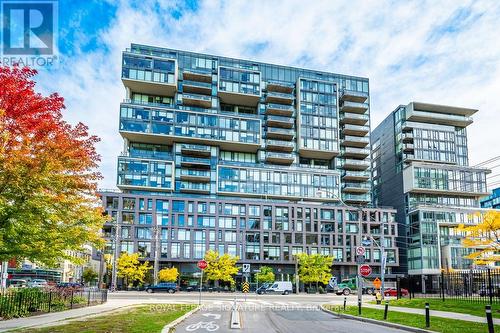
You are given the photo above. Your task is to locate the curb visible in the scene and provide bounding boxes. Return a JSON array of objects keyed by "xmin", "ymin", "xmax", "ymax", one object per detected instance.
[
  {"xmin": 320, "ymin": 305, "xmax": 435, "ymax": 333},
  {"xmin": 161, "ymin": 306, "xmax": 201, "ymax": 333}
]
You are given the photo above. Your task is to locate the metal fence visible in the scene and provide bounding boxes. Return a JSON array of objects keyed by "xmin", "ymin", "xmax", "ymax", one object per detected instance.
[
  {"xmin": 397, "ymin": 269, "xmax": 500, "ymax": 303},
  {"xmin": 0, "ymin": 288, "xmax": 108, "ymax": 319}
]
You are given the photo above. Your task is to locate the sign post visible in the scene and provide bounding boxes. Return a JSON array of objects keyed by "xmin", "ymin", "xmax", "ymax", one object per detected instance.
[{"xmin": 197, "ymin": 260, "xmax": 207, "ymax": 305}]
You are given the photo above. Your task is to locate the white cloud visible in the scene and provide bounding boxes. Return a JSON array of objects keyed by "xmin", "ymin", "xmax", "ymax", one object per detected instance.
[{"xmin": 35, "ymin": 0, "xmax": 500, "ymax": 189}]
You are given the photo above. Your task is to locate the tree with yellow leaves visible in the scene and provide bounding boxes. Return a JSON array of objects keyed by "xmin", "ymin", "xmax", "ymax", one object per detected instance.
[
  {"xmin": 158, "ymin": 267, "xmax": 179, "ymax": 282},
  {"xmin": 457, "ymin": 210, "xmax": 500, "ymax": 264},
  {"xmin": 116, "ymin": 252, "xmax": 151, "ymax": 288},
  {"xmin": 203, "ymin": 250, "xmax": 240, "ymax": 287}
]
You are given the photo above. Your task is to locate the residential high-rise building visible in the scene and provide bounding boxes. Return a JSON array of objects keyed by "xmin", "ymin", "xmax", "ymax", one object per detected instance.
[
  {"xmin": 99, "ymin": 43, "xmax": 399, "ymax": 288},
  {"xmin": 372, "ymin": 102, "xmax": 491, "ymax": 289},
  {"xmin": 481, "ymin": 187, "xmax": 500, "ymax": 209}
]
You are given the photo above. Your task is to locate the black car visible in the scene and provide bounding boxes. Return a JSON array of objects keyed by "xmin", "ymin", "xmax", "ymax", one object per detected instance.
[
  {"xmin": 256, "ymin": 283, "xmax": 270, "ymax": 295},
  {"xmin": 146, "ymin": 282, "xmax": 178, "ymax": 293}
]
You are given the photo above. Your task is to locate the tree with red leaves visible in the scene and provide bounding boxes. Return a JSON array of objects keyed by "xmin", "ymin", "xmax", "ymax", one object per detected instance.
[{"xmin": 0, "ymin": 65, "xmax": 105, "ymax": 267}]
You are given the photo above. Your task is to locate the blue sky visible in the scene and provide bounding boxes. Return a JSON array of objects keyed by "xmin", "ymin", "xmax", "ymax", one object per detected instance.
[{"xmin": 32, "ymin": 0, "xmax": 500, "ymax": 189}]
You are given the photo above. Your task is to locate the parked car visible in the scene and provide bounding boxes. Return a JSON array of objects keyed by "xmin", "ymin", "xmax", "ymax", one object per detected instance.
[
  {"xmin": 7, "ymin": 279, "xmax": 27, "ymax": 288},
  {"xmin": 383, "ymin": 288, "xmax": 409, "ymax": 297},
  {"xmin": 256, "ymin": 283, "xmax": 270, "ymax": 295},
  {"xmin": 28, "ymin": 279, "xmax": 48, "ymax": 288},
  {"xmin": 146, "ymin": 282, "xmax": 178, "ymax": 293},
  {"xmin": 265, "ymin": 281, "xmax": 293, "ymax": 295},
  {"xmin": 56, "ymin": 282, "xmax": 84, "ymax": 290}
]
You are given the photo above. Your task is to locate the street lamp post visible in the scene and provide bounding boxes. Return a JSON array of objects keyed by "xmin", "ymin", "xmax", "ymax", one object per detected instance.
[
  {"xmin": 111, "ymin": 219, "xmax": 121, "ymax": 291},
  {"xmin": 153, "ymin": 226, "xmax": 160, "ymax": 285}
]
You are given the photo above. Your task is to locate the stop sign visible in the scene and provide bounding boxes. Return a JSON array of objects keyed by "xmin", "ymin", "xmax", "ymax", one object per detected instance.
[
  {"xmin": 359, "ymin": 264, "xmax": 372, "ymax": 277},
  {"xmin": 197, "ymin": 260, "xmax": 208, "ymax": 270}
]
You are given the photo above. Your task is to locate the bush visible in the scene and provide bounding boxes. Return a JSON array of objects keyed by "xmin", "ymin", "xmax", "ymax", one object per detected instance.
[{"xmin": 318, "ymin": 286, "xmax": 325, "ymax": 294}]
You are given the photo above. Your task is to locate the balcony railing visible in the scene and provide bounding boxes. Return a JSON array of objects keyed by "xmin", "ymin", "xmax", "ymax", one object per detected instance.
[
  {"xmin": 343, "ymin": 182, "xmax": 371, "ymax": 193},
  {"xmin": 342, "ymin": 135, "xmax": 370, "ymax": 148},
  {"xmin": 342, "ymin": 170, "xmax": 371, "ymax": 180},
  {"xmin": 267, "ymin": 127, "xmax": 295, "ymax": 140},
  {"xmin": 340, "ymin": 101, "xmax": 369, "ymax": 114},
  {"xmin": 267, "ymin": 115, "xmax": 295, "ymax": 128},
  {"xmin": 339, "ymin": 113, "xmax": 369, "ymax": 125},
  {"xmin": 183, "ymin": 68, "xmax": 212, "ymax": 82},
  {"xmin": 180, "ymin": 144, "xmax": 211, "ymax": 157},
  {"xmin": 343, "ymin": 193, "xmax": 371, "ymax": 202},
  {"xmin": 180, "ymin": 156, "xmax": 211, "ymax": 167},
  {"xmin": 266, "ymin": 103, "xmax": 295, "ymax": 116},
  {"xmin": 340, "ymin": 89, "xmax": 368, "ymax": 103},
  {"xmin": 266, "ymin": 80, "xmax": 295, "ymax": 93},
  {"xmin": 179, "ymin": 181, "xmax": 210, "ymax": 193},
  {"xmin": 343, "ymin": 159, "xmax": 370, "ymax": 170},
  {"xmin": 179, "ymin": 169, "xmax": 211, "ymax": 182},
  {"xmin": 266, "ymin": 139, "xmax": 295, "ymax": 152},
  {"xmin": 342, "ymin": 124, "xmax": 370, "ymax": 135},
  {"xmin": 342, "ymin": 147, "xmax": 370, "ymax": 158},
  {"xmin": 265, "ymin": 152, "xmax": 295, "ymax": 164},
  {"xmin": 182, "ymin": 93, "xmax": 212, "ymax": 108}
]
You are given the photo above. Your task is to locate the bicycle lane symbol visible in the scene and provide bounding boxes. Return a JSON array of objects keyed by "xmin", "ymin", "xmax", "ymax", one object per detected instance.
[{"xmin": 185, "ymin": 321, "xmax": 219, "ymax": 331}]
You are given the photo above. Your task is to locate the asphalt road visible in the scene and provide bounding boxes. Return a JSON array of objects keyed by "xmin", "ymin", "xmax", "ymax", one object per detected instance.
[{"xmin": 174, "ymin": 300, "xmax": 407, "ymax": 333}]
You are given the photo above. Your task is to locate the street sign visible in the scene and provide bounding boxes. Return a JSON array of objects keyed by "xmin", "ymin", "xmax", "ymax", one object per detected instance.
[
  {"xmin": 359, "ymin": 265, "xmax": 372, "ymax": 277},
  {"xmin": 355, "ymin": 246, "xmax": 366, "ymax": 256},
  {"xmin": 355, "ymin": 255, "xmax": 365, "ymax": 264},
  {"xmin": 197, "ymin": 260, "xmax": 208, "ymax": 270},
  {"xmin": 242, "ymin": 281, "xmax": 250, "ymax": 293},
  {"xmin": 362, "ymin": 239, "xmax": 371, "ymax": 247},
  {"xmin": 242, "ymin": 263, "xmax": 250, "ymax": 273},
  {"xmin": 373, "ymin": 277, "xmax": 382, "ymax": 289}
]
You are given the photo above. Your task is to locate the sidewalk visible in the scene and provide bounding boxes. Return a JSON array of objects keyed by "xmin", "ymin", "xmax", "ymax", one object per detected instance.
[
  {"xmin": 364, "ymin": 303, "xmax": 500, "ymax": 325},
  {"xmin": 0, "ymin": 297, "xmax": 191, "ymax": 332}
]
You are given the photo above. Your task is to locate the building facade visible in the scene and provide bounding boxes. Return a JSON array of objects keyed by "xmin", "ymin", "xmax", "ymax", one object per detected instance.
[
  {"xmin": 100, "ymin": 43, "xmax": 399, "ymax": 287},
  {"xmin": 481, "ymin": 187, "xmax": 500, "ymax": 209},
  {"xmin": 372, "ymin": 102, "xmax": 491, "ymax": 285}
]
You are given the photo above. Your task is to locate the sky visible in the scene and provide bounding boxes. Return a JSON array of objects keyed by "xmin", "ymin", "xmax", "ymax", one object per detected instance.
[{"xmin": 31, "ymin": 0, "xmax": 500, "ymax": 190}]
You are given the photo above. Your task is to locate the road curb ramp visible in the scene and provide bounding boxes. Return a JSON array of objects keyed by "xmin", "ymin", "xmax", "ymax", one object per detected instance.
[
  {"xmin": 320, "ymin": 305, "xmax": 435, "ymax": 333},
  {"xmin": 162, "ymin": 306, "xmax": 201, "ymax": 333}
]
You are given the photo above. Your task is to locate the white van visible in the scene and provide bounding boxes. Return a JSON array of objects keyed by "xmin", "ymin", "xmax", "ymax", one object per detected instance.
[{"xmin": 266, "ymin": 281, "xmax": 293, "ymax": 295}]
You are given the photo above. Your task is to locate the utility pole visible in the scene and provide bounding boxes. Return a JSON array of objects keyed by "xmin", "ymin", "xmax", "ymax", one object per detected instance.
[
  {"xmin": 294, "ymin": 256, "xmax": 299, "ymax": 294},
  {"xmin": 357, "ymin": 209, "xmax": 363, "ymax": 307},
  {"xmin": 1, "ymin": 261, "xmax": 8, "ymax": 290},
  {"xmin": 380, "ymin": 216, "xmax": 386, "ymax": 301},
  {"xmin": 98, "ymin": 251, "xmax": 104, "ymax": 289}
]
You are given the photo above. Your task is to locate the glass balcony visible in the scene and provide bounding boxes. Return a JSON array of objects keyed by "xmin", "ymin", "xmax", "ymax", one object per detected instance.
[
  {"xmin": 343, "ymin": 193, "xmax": 371, "ymax": 203},
  {"xmin": 179, "ymin": 181, "xmax": 210, "ymax": 193},
  {"xmin": 266, "ymin": 115, "xmax": 295, "ymax": 128},
  {"xmin": 402, "ymin": 132, "xmax": 414, "ymax": 143},
  {"xmin": 266, "ymin": 127, "xmax": 295, "ymax": 140},
  {"xmin": 180, "ymin": 144, "xmax": 211, "ymax": 157},
  {"xmin": 182, "ymin": 80, "xmax": 212, "ymax": 95},
  {"xmin": 265, "ymin": 152, "xmax": 295, "ymax": 165},
  {"xmin": 265, "ymin": 103, "xmax": 295, "ymax": 117},
  {"xmin": 407, "ymin": 110, "xmax": 473, "ymax": 127},
  {"xmin": 340, "ymin": 89, "xmax": 368, "ymax": 103},
  {"xmin": 119, "ymin": 106, "xmax": 261, "ymax": 152},
  {"xmin": 342, "ymin": 147, "xmax": 370, "ymax": 158},
  {"xmin": 180, "ymin": 156, "xmax": 211, "ymax": 168},
  {"xmin": 266, "ymin": 139, "xmax": 295, "ymax": 152},
  {"xmin": 179, "ymin": 168, "xmax": 211, "ymax": 182},
  {"xmin": 122, "ymin": 54, "xmax": 177, "ymax": 96},
  {"xmin": 341, "ymin": 135, "xmax": 370, "ymax": 148},
  {"xmin": 339, "ymin": 113, "xmax": 369, "ymax": 125},
  {"xmin": 182, "ymin": 93, "xmax": 212, "ymax": 108},
  {"xmin": 183, "ymin": 68, "xmax": 212, "ymax": 82},
  {"xmin": 342, "ymin": 124, "xmax": 369, "ymax": 136},
  {"xmin": 117, "ymin": 157, "xmax": 174, "ymax": 191},
  {"xmin": 340, "ymin": 101, "xmax": 369, "ymax": 114},
  {"xmin": 342, "ymin": 182, "xmax": 371, "ymax": 193},
  {"xmin": 266, "ymin": 80, "xmax": 295, "ymax": 93},
  {"xmin": 342, "ymin": 158, "xmax": 370, "ymax": 171},
  {"xmin": 265, "ymin": 91, "xmax": 294, "ymax": 105},
  {"xmin": 342, "ymin": 170, "xmax": 370, "ymax": 181},
  {"xmin": 403, "ymin": 143, "xmax": 414, "ymax": 153}
]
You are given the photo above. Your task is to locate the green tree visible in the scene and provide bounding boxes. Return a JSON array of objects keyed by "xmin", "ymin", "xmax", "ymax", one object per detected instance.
[
  {"xmin": 255, "ymin": 266, "xmax": 275, "ymax": 284},
  {"xmin": 297, "ymin": 253, "xmax": 333, "ymax": 290},
  {"xmin": 203, "ymin": 250, "xmax": 239, "ymax": 286},
  {"xmin": 82, "ymin": 267, "xmax": 98, "ymax": 285},
  {"xmin": 116, "ymin": 252, "xmax": 151, "ymax": 288},
  {"xmin": 158, "ymin": 267, "xmax": 179, "ymax": 282}
]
